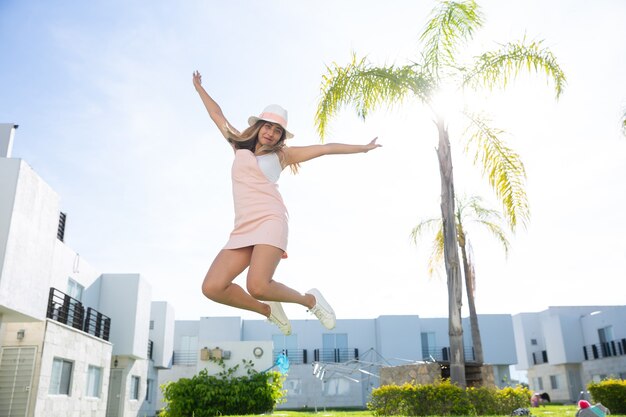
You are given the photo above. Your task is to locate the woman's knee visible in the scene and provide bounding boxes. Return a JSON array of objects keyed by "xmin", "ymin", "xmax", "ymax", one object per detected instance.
[
  {"xmin": 201, "ymin": 276, "xmax": 223, "ymax": 300},
  {"xmin": 246, "ymin": 280, "xmax": 269, "ymax": 300}
]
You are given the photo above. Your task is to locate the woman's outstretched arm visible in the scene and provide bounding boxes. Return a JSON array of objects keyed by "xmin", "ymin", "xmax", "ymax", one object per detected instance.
[
  {"xmin": 281, "ymin": 137, "xmax": 380, "ymax": 168},
  {"xmin": 192, "ymin": 71, "xmax": 239, "ymax": 140}
]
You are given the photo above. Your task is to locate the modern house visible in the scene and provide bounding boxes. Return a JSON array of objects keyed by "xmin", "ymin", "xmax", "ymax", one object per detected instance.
[
  {"xmin": 513, "ymin": 305, "xmax": 626, "ymax": 403},
  {"xmin": 158, "ymin": 313, "xmax": 518, "ymax": 409},
  {"xmin": 0, "ymin": 124, "xmax": 174, "ymax": 417}
]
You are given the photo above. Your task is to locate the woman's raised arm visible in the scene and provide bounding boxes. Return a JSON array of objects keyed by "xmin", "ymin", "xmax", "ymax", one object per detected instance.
[
  {"xmin": 193, "ymin": 71, "xmax": 239, "ymax": 140},
  {"xmin": 281, "ymin": 137, "xmax": 380, "ymax": 168}
]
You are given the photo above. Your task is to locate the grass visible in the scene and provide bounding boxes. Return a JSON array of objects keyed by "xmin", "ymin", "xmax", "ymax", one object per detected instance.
[{"xmin": 254, "ymin": 404, "xmax": 626, "ymax": 417}]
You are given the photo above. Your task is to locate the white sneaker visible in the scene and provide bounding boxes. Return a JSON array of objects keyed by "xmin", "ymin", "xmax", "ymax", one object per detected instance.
[
  {"xmin": 267, "ymin": 302, "xmax": 291, "ymax": 335},
  {"xmin": 306, "ymin": 288, "xmax": 336, "ymax": 330}
]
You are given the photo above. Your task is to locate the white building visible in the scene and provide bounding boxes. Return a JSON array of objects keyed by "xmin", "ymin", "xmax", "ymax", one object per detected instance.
[
  {"xmin": 0, "ymin": 124, "xmax": 174, "ymax": 417},
  {"xmin": 513, "ymin": 305, "xmax": 626, "ymax": 403},
  {"xmin": 158, "ymin": 313, "xmax": 517, "ymax": 409}
]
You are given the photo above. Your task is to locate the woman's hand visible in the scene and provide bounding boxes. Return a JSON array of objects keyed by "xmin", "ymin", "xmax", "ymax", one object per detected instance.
[
  {"xmin": 363, "ymin": 137, "xmax": 381, "ymax": 153},
  {"xmin": 193, "ymin": 70, "xmax": 203, "ymax": 91}
]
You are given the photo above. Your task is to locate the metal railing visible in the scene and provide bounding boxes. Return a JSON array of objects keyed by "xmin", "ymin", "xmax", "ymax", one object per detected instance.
[
  {"xmin": 532, "ymin": 350, "xmax": 549, "ymax": 365},
  {"xmin": 273, "ymin": 349, "xmax": 307, "ymax": 364},
  {"xmin": 173, "ymin": 350, "xmax": 197, "ymax": 366},
  {"xmin": 423, "ymin": 346, "xmax": 476, "ymax": 362},
  {"xmin": 46, "ymin": 287, "xmax": 110, "ymax": 341},
  {"xmin": 313, "ymin": 348, "xmax": 359, "ymax": 363},
  {"xmin": 583, "ymin": 339, "xmax": 626, "ymax": 360},
  {"xmin": 84, "ymin": 307, "xmax": 111, "ymax": 341}
]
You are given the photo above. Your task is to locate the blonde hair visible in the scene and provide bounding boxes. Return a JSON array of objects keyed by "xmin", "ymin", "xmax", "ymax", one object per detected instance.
[{"xmin": 225, "ymin": 121, "xmax": 300, "ymax": 174}]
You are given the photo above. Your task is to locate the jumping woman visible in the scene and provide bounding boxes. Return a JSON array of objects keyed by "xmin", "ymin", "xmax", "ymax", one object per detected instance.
[{"xmin": 193, "ymin": 71, "xmax": 380, "ymax": 335}]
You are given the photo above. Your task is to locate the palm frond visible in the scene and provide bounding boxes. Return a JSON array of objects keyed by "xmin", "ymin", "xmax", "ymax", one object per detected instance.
[
  {"xmin": 472, "ymin": 219, "xmax": 510, "ymax": 257},
  {"xmin": 428, "ymin": 228, "xmax": 445, "ymax": 277},
  {"xmin": 462, "ymin": 112, "xmax": 529, "ymax": 230},
  {"xmin": 420, "ymin": 0, "xmax": 484, "ymax": 78},
  {"xmin": 410, "ymin": 218, "xmax": 444, "ymax": 277},
  {"xmin": 410, "ymin": 217, "xmax": 442, "ymax": 243},
  {"xmin": 457, "ymin": 195, "xmax": 510, "ymax": 256},
  {"xmin": 463, "ymin": 38, "xmax": 566, "ymax": 99},
  {"xmin": 315, "ymin": 53, "xmax": 433, "ymax": 139}
]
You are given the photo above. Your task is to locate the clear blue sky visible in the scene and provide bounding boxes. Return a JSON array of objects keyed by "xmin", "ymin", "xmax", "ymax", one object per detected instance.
[{"xmin": 1, "ymin": 0, "xmax": 625, "ymax": 322}]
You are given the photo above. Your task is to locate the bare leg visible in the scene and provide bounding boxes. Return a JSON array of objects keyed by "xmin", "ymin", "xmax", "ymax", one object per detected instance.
[
  {"xmin": 245, "ymin": 244, "xmax": 316, "ymax": 309},
  {"xmin": 201, "ymin": 248, "xmax": 270, "ymax": 317}
]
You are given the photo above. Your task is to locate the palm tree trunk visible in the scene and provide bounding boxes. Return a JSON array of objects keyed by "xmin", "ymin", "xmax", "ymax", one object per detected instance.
[
  {"xmin": 435, "ymin": 117, "xmax": 466, "ymax": 387},
  {"xmin": 459, "ymin": 238, "xmax": 484, "ymax": 365}
]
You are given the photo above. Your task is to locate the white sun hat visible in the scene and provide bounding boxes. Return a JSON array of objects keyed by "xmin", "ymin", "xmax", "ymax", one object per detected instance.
[{"xmin": 248, "ymin": 104, "xmax": 294, "ymax": 139}]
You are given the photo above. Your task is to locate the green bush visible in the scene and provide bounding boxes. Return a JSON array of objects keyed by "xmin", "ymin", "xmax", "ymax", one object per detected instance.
[
  {"xmin": 160, "ymin": 359, "xmax": 285, "ymax": 417},
  {"xmin": 588, "ymin": 378, "xmax": 626, "ymax": 414},
  {"xmin": 369, "ymin": 380, "xmax": 475, "ymax": 416},
  {"xmin": 369, "ymin": 381, "xmax": 530, "ymax": 416}
]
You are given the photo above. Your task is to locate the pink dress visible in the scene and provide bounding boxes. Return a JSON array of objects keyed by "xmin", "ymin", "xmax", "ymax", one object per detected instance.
[{"xmin": 223, "ymin": 149, "xmax": 289, "ymax": 253}]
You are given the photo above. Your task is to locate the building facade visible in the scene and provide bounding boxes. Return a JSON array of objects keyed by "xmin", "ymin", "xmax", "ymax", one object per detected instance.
[
  {"xmin": 158, "ymin": 313, "xmax": 518, "ymax": 410},
  {"xmin": 0, "ymin": 124, "xmax": 174, "ymax": 417},
  {"xmin": 513, "ymin": 305, "xmax": 626, "ymax": 403}
]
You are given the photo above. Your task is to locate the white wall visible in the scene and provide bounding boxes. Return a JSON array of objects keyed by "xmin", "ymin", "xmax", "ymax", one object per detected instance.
[
  {"xmin": 0, "ymin": 159, "xmax": 58, "ymax": 322},
  {"xmin": 97, "ymin": 274, "xmax": 151, "ymax": 358},
  {"xmin": 198, "ymin": 316, "xmax": 241, "ymax": 341},
  {"xmin": 49, "ymin": 239, "xmax": 101, "ymax": 296},
  {"xmin": 149, "ymin": 301, "xmax": 175, "ymax": 369},
  {"xmin": 512, "ymin": 313, "xmax": 543, "ymax": 370},
  {"xmin": 580, "ymin": 306, "xmax": 626, "ymax": 344},
  {"xmin": 376, "ymin": 315, "xmax": 422, "ymax": 364},
  {"xmin": 474, "ymin": 315, "xmax": 517, "ymax": 364}
]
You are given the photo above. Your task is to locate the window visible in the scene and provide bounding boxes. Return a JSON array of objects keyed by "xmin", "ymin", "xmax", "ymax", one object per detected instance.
[
  {"xmin": 145, "ymin": 379, "xmax": 153, "ymax": 402},
  {"xmin": 50, "ymin": 358, "xmax": 73, "ymax": 395},
  {"xmin": 130, "ymin": 376, "xmax": 140, "ymax": 400},
  {"xmin": 322, "ymin": 333, "xmax": 348, "ymax": 362},
  {"xmin": 149, "ymin": 320, "xmax": 154, "ymax": 330},
  {"xmin": 598, "ymin": 326, "xmax": 614, "ymax": 343},
  {"xmin": 272, "ymin": 334, "xmax": 298, "ymax": 352},
  {"xmin": 67, "ymin": 278, "xmax": 84, "ymax": 301},
  {"xmin": 550, "ymin": 375, "xmax": 559, "ymax": 389},
  {"xmin": 421, "ymin": 332, "xmax": 436, "ymax": 360},
  {"xmin": 537, "ymin": 376, "xmax": 544, "ymax": 390},
  {"xmin": 530, "ymin": 338, "xmax": 538, "ymax": 345},
  {"xmin": 86, "ymin": 365, "xmax": 102, "ymax": 397}
]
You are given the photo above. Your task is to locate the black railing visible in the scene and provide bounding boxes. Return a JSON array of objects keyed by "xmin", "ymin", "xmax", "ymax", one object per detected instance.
[
  {"xmin": 84, "ymin": 307, "xmax": 111, "ymax": 341},
  {"xmin": 148, "ymin": 340, "xmax": 154, "ymax": 360},
  {"xmin": 173, "ymin": 350, "xmax": 197, "ymax": 366},
  {"xmin": 583, "ymin": 339, "xmax": 626, "ymax": 360},
  {"xmin": 425, "ymin": 346, "xmax": 476, "ymax": 362},
  {"xmin": 273, "ymin": 349, "xmax": 307, "ymax": 364},
  {"xmin": 47, "ymin": 287, "xmax": 110, "ymax": 341},
  {"xmin": 532, "ymin": 350, "xmax": 549, "ymax": 365},
  {"xmin": 313, "ymin": 348, "xmax": 359, "ymax": 363}
]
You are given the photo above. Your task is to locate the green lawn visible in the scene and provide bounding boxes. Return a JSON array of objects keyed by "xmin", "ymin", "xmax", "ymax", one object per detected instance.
[{"xmin": 255, "ymin": 404, "xmax": 626, "ymax": 417}]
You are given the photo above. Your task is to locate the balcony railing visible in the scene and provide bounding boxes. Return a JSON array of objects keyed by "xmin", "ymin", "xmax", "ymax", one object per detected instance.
[
  {"xmin": 273, "ymin": 349, "xmax": 307, "ymax": 365},
  {"xmin": 148, "ymin": 340, "xmax": 154, "ymax": 360},
  {"xmin": 583, "ymin": 339, "xmax": 626, "ymax": 360},
  {"xmin": 532, "ymin": 350, "xmax": 549, "ymax": 365},
  {"xmin": 172, "ymin": 350, "xmax": 197, "ymax": 366},
  {"xmin": 47, "ymin": 287, "xmax": 111, "ymax": 341},
  {"xmin": 313, "ymin": 348, "xmax": 359, "ymax": 363},
  {"xmin": 423, "ymin": 346, "xmax": 476, "ymax": 362}
]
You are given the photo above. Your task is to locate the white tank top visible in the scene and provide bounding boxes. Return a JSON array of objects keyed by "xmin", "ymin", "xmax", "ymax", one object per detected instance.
[{"xmin": 256, "ymin": 152, "xmax": 282, "ymax": 183}]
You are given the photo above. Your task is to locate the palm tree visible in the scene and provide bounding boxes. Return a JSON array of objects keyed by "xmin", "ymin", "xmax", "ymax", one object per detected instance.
[
  {"xmin": 315, "ymin": 0, "xmax": 565, "ymax": 386},
  {"xmin": 411, "ymin": 195, "xmax": 511, "ymax": 366}
]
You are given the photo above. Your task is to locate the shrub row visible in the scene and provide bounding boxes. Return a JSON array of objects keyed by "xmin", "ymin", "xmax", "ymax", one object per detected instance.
[
  {"xmin": 368, "ymin": 380, "xmax": 531, "ymax": 416},
  {"xmin": 588, "ymin": 378, "xmax": 626, "ymax": 414},
  {"xmin": 159, "ymin": 360, "xmax": 285, "ymax": 417}
]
